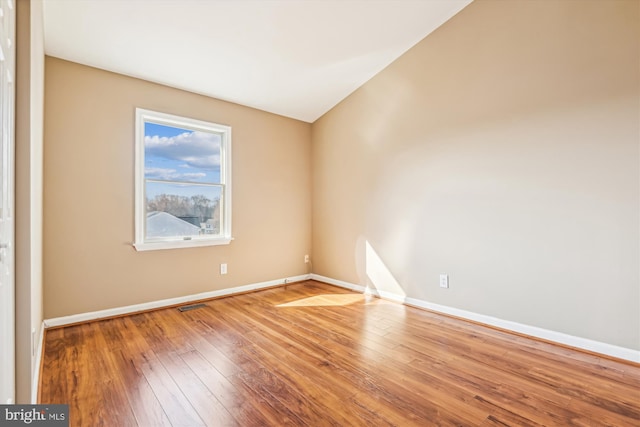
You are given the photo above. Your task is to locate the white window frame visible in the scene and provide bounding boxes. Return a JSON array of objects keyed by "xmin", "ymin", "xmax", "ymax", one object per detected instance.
[{"xmin": 134, "ymin": 108, "xmax": 232, "ymax": 251}]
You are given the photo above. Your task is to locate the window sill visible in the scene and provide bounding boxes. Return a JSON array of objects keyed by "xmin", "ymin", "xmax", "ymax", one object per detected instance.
[{"xmin": 133, "ymin": 238, "xmax": 233, "ymax": 252}]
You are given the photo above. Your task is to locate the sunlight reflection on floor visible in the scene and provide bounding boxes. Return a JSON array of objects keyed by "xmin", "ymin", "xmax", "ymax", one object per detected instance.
[{"xmin": 276, "ymin": 293, "xmax": 377, "ymax": 307}]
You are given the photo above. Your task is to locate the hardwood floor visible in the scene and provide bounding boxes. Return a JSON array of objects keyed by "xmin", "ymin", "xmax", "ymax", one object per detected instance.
[{"xmin": 40, "ymin": 280, "xmax": 640, "ymax": 426}]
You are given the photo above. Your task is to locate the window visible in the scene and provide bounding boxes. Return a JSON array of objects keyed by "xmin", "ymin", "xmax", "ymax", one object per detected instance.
[{"xmin": 134, "ymin": 109, "xmax": 232, "ymax": 251}]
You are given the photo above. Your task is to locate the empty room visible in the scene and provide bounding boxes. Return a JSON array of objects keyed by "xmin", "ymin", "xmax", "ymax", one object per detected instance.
[{"xmin": 2, "ymin": 0, "xmax": 639, "ymax": 425}]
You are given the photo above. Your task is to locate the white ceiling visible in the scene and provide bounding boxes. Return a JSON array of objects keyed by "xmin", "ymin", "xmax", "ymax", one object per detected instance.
[{"xmin": 43, "ymin": 0, "xmax": 472, "ymax": 123}]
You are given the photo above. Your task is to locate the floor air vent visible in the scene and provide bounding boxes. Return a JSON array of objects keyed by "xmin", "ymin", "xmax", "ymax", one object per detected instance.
[{"xmin": 177, "ymin": 303, "xmax": 207, "ymax": 312}]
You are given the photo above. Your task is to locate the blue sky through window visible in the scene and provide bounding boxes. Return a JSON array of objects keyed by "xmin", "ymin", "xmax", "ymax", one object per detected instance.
[{"xmin": 144, "ymin": 122, "xmax": 222, "ymax": 199}]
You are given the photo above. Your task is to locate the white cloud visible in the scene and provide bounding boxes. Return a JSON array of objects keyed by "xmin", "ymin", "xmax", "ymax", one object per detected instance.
[
  {"xmin": 145, "ymin": 167, "xmax": 175, "ymax": 180},
  {"xmin": 145, "ymin": 131, "xmax": 221, "ymax": 169},
  {"xmin": 145, "ymin": 167, "xmax": 207, "ymax": 181}
]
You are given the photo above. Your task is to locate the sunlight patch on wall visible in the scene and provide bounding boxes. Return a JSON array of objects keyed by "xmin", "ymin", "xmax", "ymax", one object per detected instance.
[{"xmin": 365, "ymin": 240, "xmax": 406, "ymax": 298}]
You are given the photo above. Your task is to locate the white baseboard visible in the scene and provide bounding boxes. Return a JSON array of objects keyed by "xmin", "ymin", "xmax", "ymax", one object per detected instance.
[
  {"xmin": 31, "ymin": 322, "xmax": 45, "ymax": 403},
  {"xmin": 44, "ymin": 274, "xmax": 311, "ymax": 328},
  {"xmin": 311, "ymin": 274, "xmax": 369, "ymax": 293},
  {"xmin": 311, "ymin": 274, "xmax": 640, "ymax": 363}
]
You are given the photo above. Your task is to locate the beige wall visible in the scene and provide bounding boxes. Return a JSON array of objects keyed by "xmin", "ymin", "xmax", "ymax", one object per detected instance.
[
  {"xmin": 44, "ymin": 57, "xmax": 311, "ymax": 318},
  {"xmin": 312, "ymin": 0, "xmax": 640, "ymax": 350},
  {"xmin": 15, "ymin": 0, "xmax": 44, "ymax": 403}
]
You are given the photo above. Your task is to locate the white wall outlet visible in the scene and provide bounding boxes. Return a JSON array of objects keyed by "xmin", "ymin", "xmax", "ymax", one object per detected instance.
[
  {"xmin": 220, "ymin": 263, "xmax": 227, "ymax": 275},
  {"xmin": 304, "ymin": 254, "xmax": 310, "ymax": 263},
  {"xmin": 439, "ymin": 274, "xmax": 449, "ymax": 288}
]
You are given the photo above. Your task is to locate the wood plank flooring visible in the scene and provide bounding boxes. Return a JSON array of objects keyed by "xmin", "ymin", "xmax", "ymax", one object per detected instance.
[{"xmin": 40, "ymin": 280, "xmax": 640, "ymax": 426}]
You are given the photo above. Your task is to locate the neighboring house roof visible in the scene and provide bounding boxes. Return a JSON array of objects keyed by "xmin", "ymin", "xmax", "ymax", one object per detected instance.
[{"xmin": 146, "ymin": 211, "xmax": 200, "ymax": 238}]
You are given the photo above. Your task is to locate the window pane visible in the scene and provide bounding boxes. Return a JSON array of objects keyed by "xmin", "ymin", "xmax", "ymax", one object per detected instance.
[
  {"xmin": 135, "ymin": 108, "xmax": 232, "ymax": 250},
  {"xmin": 145, "ymin": 181, "xmax": 222, "ymax": 239},
  {"xmin": 144, "ymin": 122, "xmax": 221, "ymax": 184}
]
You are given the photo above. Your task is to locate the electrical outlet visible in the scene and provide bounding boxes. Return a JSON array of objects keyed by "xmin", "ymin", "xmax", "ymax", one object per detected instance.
[
  {"xmin": 220, "ymin": 263, "xmax": 227, "ymax": 275},
  {"xmin": 439, "ymin": 274, "xmax": 449, "ymax": 289},
  {"xmin": 304, "ymin": 254, "xmax": 310, "ymax": 264}
]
